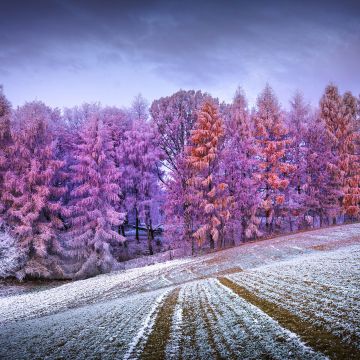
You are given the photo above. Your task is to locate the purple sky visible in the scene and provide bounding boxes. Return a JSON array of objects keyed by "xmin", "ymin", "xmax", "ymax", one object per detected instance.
[{"xmin": 1, "ymin": 0, "xmax": 359, "ymax": 109}]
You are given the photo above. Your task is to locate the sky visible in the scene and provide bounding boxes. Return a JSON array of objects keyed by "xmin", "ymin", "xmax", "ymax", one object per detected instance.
[{"xmin": 0, "ymin": 0, "xmax": 359, "ymax": 110}]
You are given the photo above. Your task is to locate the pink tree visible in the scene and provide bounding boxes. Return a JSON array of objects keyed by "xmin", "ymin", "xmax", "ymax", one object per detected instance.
[
  {"xmin": 286, "ymin": 92, "xmax": 311, "ymax": 229},
  {"xmin": 253, "ymin": 84, "xmax": 295, "ymax": 233},
  {"xmin": 303, "ymin": 112, "xmax": 342, "ymax": 226},
  {"xmin": 150, "ymin": 90, "xmax": 214, "ymax": 251},
  {"xmin": 340, "ymin": 91, "xmax": 359, "ymax": 218},
  {"xmin": 186, "ymin": 100, "xmax": 231, "ymax": 251},
  {"xmin": 66, "ymin": 112, "xmax": 125, "ymax": 278},
  {"xmin": 319, "ymin": 84, "xmax": 344, "ymax": 223},
  {"xmin": 2, "ymin": 102, "xmax": 65, "ymax": 279},
  {"xmin": 221, "ymin": 88, "xmax": 260, "ymax": 243}
]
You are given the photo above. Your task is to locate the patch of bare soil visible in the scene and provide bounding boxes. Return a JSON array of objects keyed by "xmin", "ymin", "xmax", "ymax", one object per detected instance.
[
  {"xmin": 218, "ymin": 277, "xmax": 360, "ymax": 360},
  {"xmin": 140, "ymin": 287, "xmax": 180, "ymax": 359},
  {"xmin": 310, "ymin": 236, "xmax": 360, "ymax": 251}
]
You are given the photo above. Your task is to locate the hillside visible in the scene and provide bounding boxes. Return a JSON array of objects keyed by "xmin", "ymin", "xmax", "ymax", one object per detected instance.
[{"xmin": 0, "ymin": 223, "xmax": 359, "ymax": 359}]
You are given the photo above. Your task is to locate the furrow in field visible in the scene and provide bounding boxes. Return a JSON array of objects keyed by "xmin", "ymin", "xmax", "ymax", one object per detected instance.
[
  {"xmin": 219, "ymin": 276, "xmax": 360, "ymax": 360},
  {"xmin": 166, "ymin": 278, "xmax": 325, "ymax": 359},
  {"xmin": 227, "ymin": 246, "xmax": 360, "ymax": 347},
  {"xmin": 0, "ymin": 288, "xmax": 169, "ymax": 360}
]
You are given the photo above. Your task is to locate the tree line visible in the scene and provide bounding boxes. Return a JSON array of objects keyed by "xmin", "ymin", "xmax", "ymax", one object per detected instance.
[{"xmin": 0, "ymin": 83, "xmax": 358, "ymax": 280}]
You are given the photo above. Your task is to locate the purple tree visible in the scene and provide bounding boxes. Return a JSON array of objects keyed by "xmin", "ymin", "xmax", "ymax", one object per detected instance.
[
  {"xmin": 150, "ymin": 90, "xmax": 214, "ymax": 251},
  {"xmin": 221, "ymin": 88, "xmax": 261, "ymax": 243},
  {"xmin": 303, "ymin": 112, "xmax": 342, "ymax": 226},
  {"xmin": 0, "ymin": 86, "xmax": 12, "ymax": 218},
  {"xmin": 286, "ymin": 92, "xmax": 311, "ymax": 229},
  {"xmin": 66, "ymin": 112, "xmax": 125, "ymax": 278},
  {"xmin": 118, "ymin": 119, "xmax": 161, "ymax": 255},
  {"xmin": 253, "ymin": 84, "xmax": 295, "ymax": 233},
  {"xmin": 2, "ymin": 102, "xmax": 65, "ymax": 279}
]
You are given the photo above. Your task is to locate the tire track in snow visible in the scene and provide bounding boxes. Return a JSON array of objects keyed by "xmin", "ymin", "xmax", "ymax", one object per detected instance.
[{"xmin": 218, "ymin": 276, "xmax": 360, "ymax": 360}]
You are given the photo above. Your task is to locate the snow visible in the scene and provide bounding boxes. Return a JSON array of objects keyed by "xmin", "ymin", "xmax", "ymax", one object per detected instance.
[
  {"xmin": 227, "ymin": 244, "xmax": 360, "ymax": 348},
  {"xmin": 0, "ymin": 288, "xmax": 169, "ymax": 359},
  {"xmin": 124, "ymin": 289, "xmax": 172, "ymax": 360},
  {"xmin": 0, "ymin": 223, "xmax": 359, "ymax": 359},
  {"xmin": 165, "ymin": 278, "xmax": 325, "ymax": 359}
]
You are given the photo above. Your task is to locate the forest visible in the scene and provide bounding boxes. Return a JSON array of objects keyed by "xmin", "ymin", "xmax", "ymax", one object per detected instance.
[{"xmin": 0, "ymin": 83, "xmax": 359, "ymax": 280}]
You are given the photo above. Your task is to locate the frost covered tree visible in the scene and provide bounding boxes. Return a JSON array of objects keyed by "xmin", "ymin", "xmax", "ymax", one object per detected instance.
[
  {"xmin": 341, "ymin": 92, "xmax": 360, "ymax": 218},
  {"xmin": 150, "ymin": 90, "xmax": 212, "ymax": 249},
  {"xmin": 319, "ymin": 84, "xmax": 344, "ymax": 223},
  {"xmin": 0, "ymin": 86, "xmax": 12, "ymax": 218},
  {"xmin": 130, "ymin": 93, "xmax": 149, "ymax": 123},
  {"xmin": 0, "ymin": 227, "xmax": 26, "ymax": 279},
  {"xmin": 186, "ymin": 100, "xmax": 231, "ymax": 250},
  {"xmin": 222, "ymin": 88, "xmax": 260, "ymax": 243},
  {"xmin": 253, "ymin": 84, "xmax": 294, "ymax": 232},
  {"xmin": 2, "ymin": 102, "xmax": 65, "ymax": 278},
  {"xmin": 286, "ymin": 92, "xmax": 311, "ymax": 229},
  {"xmin": 66, "ymin": 112, "xmax": 125, "ymax": 278},
  {"xmin": 102, "ymin": 105, "xmax": 132, "ymax": 235},
  {"xmin": 303, "ymin": 113, "xmax": 342, "ymax": 226},
  {"xmin": 118, "ymin": 120, "xmax": 161, "ymax": 255}
]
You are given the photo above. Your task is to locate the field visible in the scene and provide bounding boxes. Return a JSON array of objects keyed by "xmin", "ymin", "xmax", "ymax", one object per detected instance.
[{"xmin": 0, "ymin": 223, "xmax": 359, "ymax": 359}]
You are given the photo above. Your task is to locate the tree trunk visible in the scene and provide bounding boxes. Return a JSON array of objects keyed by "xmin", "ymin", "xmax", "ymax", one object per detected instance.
[
  {"xmin": 147, "ymin": 227, "xmax": 153, "ymax": 255},
  {"xmin": 241, "ymin": 218, "xmax": 247, "ymax": 243},
  {"xmin": 209, "ymin": 233, "xmax": 214, "ymax": 250},
  {"xmin": 183, "ymin": 203, "xmax": 194, "ymax": 255},
  {"xmin": 145, "ymin": 206, "xmax": 153, "ymax": 256},
  {"xmin": 135, "ymin": 208, "xmax": 140, "ymax": 243}
]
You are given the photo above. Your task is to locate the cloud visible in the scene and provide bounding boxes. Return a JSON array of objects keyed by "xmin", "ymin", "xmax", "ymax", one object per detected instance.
[{"xmin": 0, "ymin": 0, "xmax": 359, "ymax": 107}]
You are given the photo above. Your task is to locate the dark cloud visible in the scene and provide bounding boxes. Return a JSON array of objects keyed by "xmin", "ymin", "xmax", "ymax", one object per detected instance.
[{"xmin": 0, "ymin": 0, "xmax": 359, "ymax": 106}]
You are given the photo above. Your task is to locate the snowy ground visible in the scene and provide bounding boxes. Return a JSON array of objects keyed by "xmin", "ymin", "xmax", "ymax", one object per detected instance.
[{"xmin": 0, "ymin": 223, "xmax": 359, "ymax": 359}]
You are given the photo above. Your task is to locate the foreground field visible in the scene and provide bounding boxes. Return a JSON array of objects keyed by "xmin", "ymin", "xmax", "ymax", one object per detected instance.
[{"xmin": 0, "ymin": 224, "xmax": 359, "ymax": 359}]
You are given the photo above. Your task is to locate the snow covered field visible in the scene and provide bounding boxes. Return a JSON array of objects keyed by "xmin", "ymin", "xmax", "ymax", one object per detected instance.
[{"xmin": 0, "ymin": 223, "xmax": 359, "ymax": 359}]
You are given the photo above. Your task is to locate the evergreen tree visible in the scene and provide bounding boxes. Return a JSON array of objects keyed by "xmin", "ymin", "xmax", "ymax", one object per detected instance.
[
  {"xmin": 118, "ymin": 120, "xmax": 161, "ymax": 255},
  {"xmin": 187, "ymin": 101, "xmax": 231, "ymax": 250},
  {"xmin": 286, "ymin": 92, "xmax": 311, "ymax": 229},
  {"xmin": 253, "ymin": 84, "xmax": 294, "ymax": 232},
  {"xmin": 319, "ymin": 84, "xmax": 343, "ymax": 222},
  {"xmin": 222, "ymin": 88, "xmax": 260, "ymax": 243},
  {"xmin": 151, "ymin": 90, "xmax": 211, "ymax": 251},
  {"xmin": 67, "ymin": 113, "xmax": 124, "ymax": 278},
  {"xmin": 342, "ymin": 92, "xmax": 360, "ymax": 217},
  {"xmin": 0, "ymin": 86, "xmax": 12, "ymax": 218},
  {"xmin": 304, "ymin": 113, "xmax": 342, "ymax": 226},
  {"xmin": 2, "ymin": 102, "xmax": 65, "ymax": 278}
]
